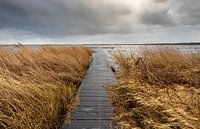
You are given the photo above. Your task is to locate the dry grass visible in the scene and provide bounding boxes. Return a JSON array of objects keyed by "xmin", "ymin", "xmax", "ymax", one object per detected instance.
[
  {"xmin": 0, "ymin": 47, "xmax": 92, "ymax": 129},
  {"xmin": 110, "ymin": 48, "xmax": 200, "ymax": 129}
]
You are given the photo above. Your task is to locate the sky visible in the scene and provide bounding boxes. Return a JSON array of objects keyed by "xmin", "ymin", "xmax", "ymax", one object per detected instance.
[{"xmin": 0, "ymin": 0, "xmax": 200, "ymax": 44}]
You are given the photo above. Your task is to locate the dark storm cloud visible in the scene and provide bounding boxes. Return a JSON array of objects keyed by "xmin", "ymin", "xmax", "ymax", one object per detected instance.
[
  {"xmin": 0, "ymin": 0, "xmax": 200, "ymax": 43},
  {"xmin": 139, "ymin": 0, "xmax": 200, "ymax": 26},
  {"xmin": 140, "ymin": 10, "xmax": 174, "ymax": 25},
  {"xmin": 172, "ymin": 0, "xmax": 200, "ymax": 25},
  {"xmin": 0, "ymin": 0, "xmax": 133, "ymax": 36}
]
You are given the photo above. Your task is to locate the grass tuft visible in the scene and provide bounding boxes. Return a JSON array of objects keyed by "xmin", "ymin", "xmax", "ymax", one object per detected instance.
[
  {"xmin": 0, "ymin": 47, "xmax": 92, "ymax": 129},
  {"xmin": 111, "ymin": 47, "xmax": 200, "ymax": 129}
]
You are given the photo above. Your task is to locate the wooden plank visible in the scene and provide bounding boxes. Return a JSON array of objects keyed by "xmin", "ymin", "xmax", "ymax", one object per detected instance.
[{"xmin": 60, "ymin": 49, "xmax": 118, "ymax": 129}]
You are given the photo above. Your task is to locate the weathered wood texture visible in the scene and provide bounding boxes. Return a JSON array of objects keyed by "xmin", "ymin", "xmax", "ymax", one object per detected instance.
[{"xmin": 60, "ymin": 49, "xmax": 118, "ymax": 129}]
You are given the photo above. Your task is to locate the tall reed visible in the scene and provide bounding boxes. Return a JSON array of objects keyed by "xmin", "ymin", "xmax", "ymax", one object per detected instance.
[
  {"xmin": 111, "ymin": 48, "xmax": 200, "ymax": 129},
  {"xmin": 0, "ymin": 47, "xmax": 92, "ymax": 129}
]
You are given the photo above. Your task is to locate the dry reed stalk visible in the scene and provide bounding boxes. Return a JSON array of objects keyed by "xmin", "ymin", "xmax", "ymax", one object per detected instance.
[
  {"xmin": 0, "ymin": 47, "xmax": 92, "ymax": 129},
  {"xmin": 110, "ymin": 47, "xmax": 200, "ymax": 129}
]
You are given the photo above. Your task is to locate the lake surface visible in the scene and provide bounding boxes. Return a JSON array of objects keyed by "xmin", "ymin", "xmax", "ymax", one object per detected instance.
[
  {"xmin": 3, "ymin": 44, "xmax": 200, "ymax": 53},
  {"xmin": 97, "ymin": 44, "xmax": 200, "ymax": 70},
  {"xmin": 2, "ymin": 44, "xmax": 200, "ymax": 61},
  {"xmin": 2, "ymin": 44, "xmax": 199, "ymax": 70}
]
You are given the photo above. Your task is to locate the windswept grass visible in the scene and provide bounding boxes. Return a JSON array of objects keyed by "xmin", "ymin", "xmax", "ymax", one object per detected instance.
[
  {"xmin": 0, "ymin": 47, "xmax": 92, "ymax": 129},
  {"xmin": 110, "ymin": 48, "xmax": 200, "ymax": 129}
]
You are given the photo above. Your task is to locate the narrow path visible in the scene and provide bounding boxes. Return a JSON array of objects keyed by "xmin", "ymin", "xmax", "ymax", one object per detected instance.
[{"xmin": 60, "ymin": 49, "xmax": 118, "ymax": 129}]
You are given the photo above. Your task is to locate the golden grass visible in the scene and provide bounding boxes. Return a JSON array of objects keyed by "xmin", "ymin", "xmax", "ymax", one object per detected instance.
[
  {"xmin": 0, "ymin": 47, "xmax": 92, "ymax": 129},
  {"xmin": 110, "ymin": 48, "xmax": 200, "ymax": 129}
]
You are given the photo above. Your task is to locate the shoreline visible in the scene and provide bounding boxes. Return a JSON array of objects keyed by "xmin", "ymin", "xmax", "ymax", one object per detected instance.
[{"xmin": 0, "ymin": 42, "xmax": 200, "ymax": 47}]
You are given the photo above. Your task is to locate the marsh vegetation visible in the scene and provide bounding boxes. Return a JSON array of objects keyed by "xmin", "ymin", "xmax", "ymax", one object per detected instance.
[
  {"xmin": 110, "ymin": 48, "xmax": 200, "ymax": 129},
  {"xmin": 0, "ymin": 47, "xmax": 92, "ymax": 129}
]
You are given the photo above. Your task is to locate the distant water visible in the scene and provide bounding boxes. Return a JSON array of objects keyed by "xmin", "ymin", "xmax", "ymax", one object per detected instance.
[
  {"xmin": 101, "ymin": 45, "xmax": 200, "ymax": 68},
  {"xmin": 102, "ymin": 45, "xmax": 199, "ymax": 53},
  {"xmin": 2, "ymin": 44, "xmax": 199, "ymax": 68},
  {"xmin": 3, "ymin": 44, "xmax": 200, "ymax": 55},
  {"xmin": 3, "ymin": 44, "xmax": 200, "ymax": 53}
]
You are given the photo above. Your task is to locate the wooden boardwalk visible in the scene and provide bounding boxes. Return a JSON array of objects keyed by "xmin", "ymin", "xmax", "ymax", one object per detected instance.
[{"xmin": 60, "ymin": 49, "xmax": 118, "ymax": 129}]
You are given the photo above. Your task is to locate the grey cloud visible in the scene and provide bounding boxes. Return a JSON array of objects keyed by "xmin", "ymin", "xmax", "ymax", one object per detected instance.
[
  {"xmin": 0, "ymin": 0, "xmax": 132, "ymax": 36},
  {"xmin": 139, "ymin": 0, "xmax": 200, "ymax": 26},
  {"xmin": 140, "ymin": 10, "xmax": 174, "ymax": 25},
  {"xmin": 172, "ymin": 0, "xmax": 200, "ymax": 25},
  {"xmin": 0, "ymin": 0, "xmax": 199, "ymax": 41}
]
